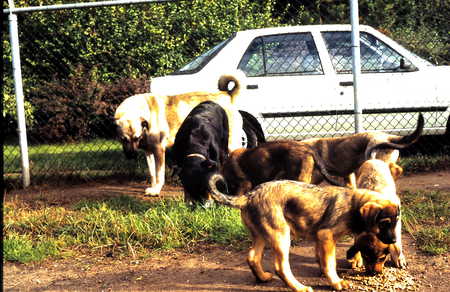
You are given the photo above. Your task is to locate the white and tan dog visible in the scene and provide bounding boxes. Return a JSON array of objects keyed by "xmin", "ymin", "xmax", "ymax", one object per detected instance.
[
  {"xmin": 114, "ymin": 74, "xmax": 244, "ymax": 196},
  {"xmin": 347, "ymin": 158, "xmax": 406, "ymax": 272}
]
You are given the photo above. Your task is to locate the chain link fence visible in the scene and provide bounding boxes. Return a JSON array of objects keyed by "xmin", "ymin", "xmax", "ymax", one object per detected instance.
[{"xmin": 3, "ymin": 0, "xmax": 449, "ymax": 188}]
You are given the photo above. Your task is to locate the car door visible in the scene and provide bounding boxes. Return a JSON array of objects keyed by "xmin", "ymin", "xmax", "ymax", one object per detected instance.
[
  {"xmin": 321, "ymin": 30, "xmax": 434, "ymax": 134},
  {"xmin": 236, "ymin": 32, "xmax": 340, "ymax": 140}
]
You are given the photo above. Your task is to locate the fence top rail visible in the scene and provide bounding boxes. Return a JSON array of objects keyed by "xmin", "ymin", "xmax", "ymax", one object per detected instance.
[{"xmin": 3, "ymin": 0, "xmax": 174, "ymax": 14}]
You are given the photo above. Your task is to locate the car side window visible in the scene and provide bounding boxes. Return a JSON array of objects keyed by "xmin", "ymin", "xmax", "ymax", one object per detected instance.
[
  {"xmin": 238, "ymin": 33, "xmax": 323, "ymax": 77},
  {"xmin": 322, "ymin": 31, "xmax": 415, "ymax": 74}
]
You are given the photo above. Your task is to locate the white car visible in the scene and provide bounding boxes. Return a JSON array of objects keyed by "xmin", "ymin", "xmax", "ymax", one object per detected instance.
[{"xmin": 151, "ymin": 24, "xmax": 450, "ymax": 140}]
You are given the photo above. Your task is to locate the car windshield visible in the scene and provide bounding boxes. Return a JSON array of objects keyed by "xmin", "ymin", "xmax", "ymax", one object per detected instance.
[{"xmin": 171, "ymin": 35, "xmax": 234, "ymax": 75}]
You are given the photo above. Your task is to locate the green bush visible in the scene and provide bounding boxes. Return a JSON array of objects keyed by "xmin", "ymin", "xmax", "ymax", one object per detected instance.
[
  {"xmin": 3, "ymin": 0, "xmax": 448, "ymax": 141},
  {"xmin": 28, "ymin": 66, "xmax": 149, "ymax": 142}
]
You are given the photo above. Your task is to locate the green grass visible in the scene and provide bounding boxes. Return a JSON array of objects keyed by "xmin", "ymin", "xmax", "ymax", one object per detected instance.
[
  {"xmin": 4, "ymin": 140, "xmax": 448, "ymax": 176},
  {"xmin": 400, "ymin": 190, "xmax": 450, "ymax": 255},
  {"xmin": 4, "ymin": 139, "xmax": 142, "ymax": 173},
  {"xmin": 3, "ymin": 233, "xmax": 61, "ymax": 263},
  {"xmin": 3, "ymin": 139, "xmax": 151, "ymax": 187},
  {"xmin": 3, "ymin": 196, "xmax": 247, "ymax": 263},
  {"xmin": 399, "ymin": 152, "xmax": 450, "ymax": 174},
  {"xmin": 4, "ymin": 138, "xmax": 448, "ymax": 187},
  {"xmin": 4, "ymin": 189, "xmax": 449, "ymax": 264},
  {"xmin": 3, "ymin": 140, "xmax": 449, "ymax": 262}
]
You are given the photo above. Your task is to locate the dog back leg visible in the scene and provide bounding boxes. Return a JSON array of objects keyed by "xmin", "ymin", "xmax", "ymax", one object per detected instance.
[
  {"xmin": 316, "ymin": 230, "xmax": 349, "ymax": 290},
  {"xmin": 272, "ymin": 228, "xmax": 313, "ymax": 292},
  {"xmin": 247, "ymin": 235, "xmax": 273, "ymax": 282}
]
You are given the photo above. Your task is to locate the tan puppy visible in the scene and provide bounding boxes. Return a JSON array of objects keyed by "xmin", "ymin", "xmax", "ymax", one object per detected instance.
[
  {"xmin": 209, "ymin": 176, "xmax": 400, "ymax": 291},
  {"xmin": 114, "ymin": 74, "xmax": 244, "ymax": 196},
  {"xmin": 347, "ymin": 159, "xmax": 405, "ymax": 272},
  {"xmin": 301, "ymin": 113, "xmax": 423, "ymax": 188},
  {"xmin": 220, "ymin": 140, "xmax": 342, "ymax": 197}
]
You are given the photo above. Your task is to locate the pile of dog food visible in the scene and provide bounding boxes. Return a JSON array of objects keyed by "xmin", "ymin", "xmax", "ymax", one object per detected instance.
[{"xmin": 344, "ymin": 266, "xmax": 418, "ymax": 291}]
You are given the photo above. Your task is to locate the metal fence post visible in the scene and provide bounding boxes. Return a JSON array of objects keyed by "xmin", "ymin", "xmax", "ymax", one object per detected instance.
[
  {"xmin": 350, "ymin": 0, "xmax": 363, "ymax": 133},
  {"xmin": 8, "ymin": 0, "xmax": 31, "ymax": 187}
]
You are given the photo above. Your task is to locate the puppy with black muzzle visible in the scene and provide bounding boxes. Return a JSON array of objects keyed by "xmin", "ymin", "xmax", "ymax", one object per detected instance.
[
  {"xmin": 114, "ymin": 73, "xmax": 244, "ymax": 196},
  {"xmin": 209, "ymin": 176, "xmax": 400, "ymax": 291},
  {"xmin": 347, "ymin": 158, "xmax": 406, "ymax": 272},
  {"xmin": 347, "ymin": 232, "xmax": 390, "ymax": 274},
  {"xmin": 301, "ymin": 113, "xmax": 423, "ymax": 188},
  {"xmin": 220, "ymin": 140, "xmax": 342, "ymax": 198}
]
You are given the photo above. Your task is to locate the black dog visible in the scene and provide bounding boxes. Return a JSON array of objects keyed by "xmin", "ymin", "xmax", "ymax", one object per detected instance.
[
  {"xmin": 172, "ymin": 102, "xmax": 266, "ymax": 206},
  {"xmin": 172, "ymin": 101, "xmax": 231, "ymax": 206}
]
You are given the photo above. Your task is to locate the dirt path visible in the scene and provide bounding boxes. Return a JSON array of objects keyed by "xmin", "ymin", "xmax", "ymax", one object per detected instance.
[{"xmin": 3, "ymin": 171, "xmax": 450, "ymax": 292}]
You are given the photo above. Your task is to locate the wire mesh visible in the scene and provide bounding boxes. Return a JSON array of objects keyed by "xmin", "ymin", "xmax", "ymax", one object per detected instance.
[{"xmin": 3, "ymin": 0, "xmax": 449, "ymax": 187}]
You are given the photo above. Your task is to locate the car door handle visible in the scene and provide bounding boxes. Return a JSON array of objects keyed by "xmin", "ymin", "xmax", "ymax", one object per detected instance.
[
  {"xmin": 339, "ymin": 81, "xmax": 353, "ymax": 87},
  {"xmin": 247, "ymin": 84, "xmax": 258, "ymax": 89}
]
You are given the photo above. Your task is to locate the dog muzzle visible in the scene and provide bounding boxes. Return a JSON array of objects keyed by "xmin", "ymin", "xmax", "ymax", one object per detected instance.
[
  {"xmin": 122, "ymin": 139, "xmax": 139, "ymax": 159},
  {"xmin": 377, "ymin": 232, "xmax": 396, "ymax": 245}
]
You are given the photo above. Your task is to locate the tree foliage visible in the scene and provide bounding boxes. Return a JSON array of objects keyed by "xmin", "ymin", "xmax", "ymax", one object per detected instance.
[{"xmin": 2, "ymin": 0, "xmax": 448, "ymax": 141}]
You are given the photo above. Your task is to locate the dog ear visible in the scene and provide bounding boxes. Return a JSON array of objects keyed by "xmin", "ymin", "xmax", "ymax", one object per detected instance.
[
  {"xmin": 201, "ymin": 160, "xmax": 218, "ymax": 170},
  {"xmin": 389, "ymin": 162, "xmax": 403, "ymax": 180},
  {"xmin": 360, "ymin": 202, "xmax": 382, "ymax": 227}
]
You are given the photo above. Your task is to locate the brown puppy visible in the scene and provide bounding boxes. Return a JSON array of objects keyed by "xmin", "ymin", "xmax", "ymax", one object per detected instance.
[
  {"xmin": 209, "ymin": 176, "xmax": 400, "ymax": 291},
  {"xmin": 301, "ymin": 113, "xmax": 423, "ymax": 187},
  {"xmin": 220, "ymin": 140, "xmax": 342, "ymax": 197},
  {"xmin": 114, "ymin": 73, "xmax": 244, "ymax": 196},
  {"xmin": 347, "ymin": 232, "xmax": 390, "ymax": 274},
  {"xmin": 347, "ymin": 159, "xmax": 405, "ymax": 272}
]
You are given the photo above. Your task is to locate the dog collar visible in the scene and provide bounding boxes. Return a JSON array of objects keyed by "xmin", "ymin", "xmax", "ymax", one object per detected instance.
[{"xmin": 186, "ymin": 153, "xmax": 207, "ymax": 160}]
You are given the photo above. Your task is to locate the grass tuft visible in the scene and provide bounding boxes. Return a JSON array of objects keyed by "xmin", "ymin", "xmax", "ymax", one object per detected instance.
[
  {"xmin": 3, "ymin": 233, "xmax": 61, "ymax": 262},
  {"xmin": 3, "ymin": 196, "xmax": 247, "ymax": 263},
  {"xmin": 400, "ymin": 190, "xmax": 449, "ymax": 255},
  {"xmin": 400, "ymin": 153, "xmax": 450, "ymax": 174}
]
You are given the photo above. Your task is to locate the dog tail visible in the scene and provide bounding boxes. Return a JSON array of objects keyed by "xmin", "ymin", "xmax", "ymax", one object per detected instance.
[
  {"xmin": 309, "ymin": 148, "xmax": 344, "ymax": 186},
  {"xmin": 218, "ymin": 74, "xmax": 241, "ymax": 103},
  {"xmin": 365, "ymin": 113, "xmax": 424, "ymax": 159},
  {"xmin": 208, "ymin": 174, "xmax": 248, "ymax": 209}
]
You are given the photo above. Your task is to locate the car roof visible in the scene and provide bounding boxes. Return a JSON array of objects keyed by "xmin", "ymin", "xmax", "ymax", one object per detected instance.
[{"xmin": 235, "ymin": 24, "xmax": 374, "ymax": 37}]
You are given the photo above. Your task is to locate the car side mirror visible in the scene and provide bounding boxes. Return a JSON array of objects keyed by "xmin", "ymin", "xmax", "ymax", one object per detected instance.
[{"xmin": 399, "ymin": 58, "xmax": 417, "ymax": 71}]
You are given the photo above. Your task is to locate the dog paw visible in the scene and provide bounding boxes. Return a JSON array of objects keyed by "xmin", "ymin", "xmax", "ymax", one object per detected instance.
[
  {"xmin": 144, "ymin": 187, "xmax": 160, "ymax": 197},
  {"xmin": 394, "ymin": 254, "xmax": 407, "ymax": 269},
  {"xmin": 255, "ymin": 272, "xmax": 273, "ymax": 283},
  {"xmin": 295, "ymin": 286, "xmax": 313, "ymax": 292},
  {"xmin": 348, "ymin": 253, "xmax": 364, "ymax": 269},
  {"xmin": 331, "ymin": 279, "xmax": 350, "ymax": 290}
]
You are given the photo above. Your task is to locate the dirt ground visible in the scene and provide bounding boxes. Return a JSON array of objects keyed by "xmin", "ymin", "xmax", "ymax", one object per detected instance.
[{"xmin": 3, "ymin": 170, "xmax": 450, "ymax": 292}]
